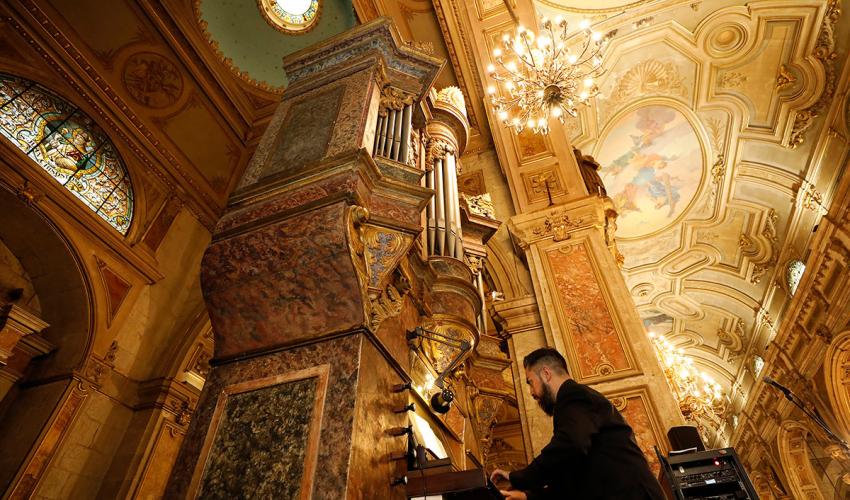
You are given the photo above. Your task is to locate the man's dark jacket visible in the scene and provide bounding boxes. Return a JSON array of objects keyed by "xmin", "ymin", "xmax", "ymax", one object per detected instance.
[{"xmin": 509, "ymin": 379, "xmax": 666, "ymax": 499}]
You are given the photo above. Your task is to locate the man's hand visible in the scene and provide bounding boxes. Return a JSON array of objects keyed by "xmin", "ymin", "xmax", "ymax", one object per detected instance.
[
  {"xmin": 499, "ymin": 490, "xmax": 527, "ymax": 500},
  {"xmin": 490, "ymin": 468, "xmax": 510, "ymax": 485}
]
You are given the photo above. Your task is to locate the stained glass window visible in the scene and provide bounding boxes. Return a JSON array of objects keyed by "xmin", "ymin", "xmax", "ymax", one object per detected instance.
[
  {"xmin": 0, "ymin": 74, "xmax": 133, "ymax": 234},
  {"xmin": 258, "ymin": 0, "xmax": 320, "ymax": 34},
  {"xmin": 787, "ymin": 259, "xmax": 806, "ymax": 296}
]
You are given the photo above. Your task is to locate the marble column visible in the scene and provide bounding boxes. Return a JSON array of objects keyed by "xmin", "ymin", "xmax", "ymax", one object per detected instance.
[{"xmin": 165, "ymin": 19, "xmax": 447, "ymax": 499}]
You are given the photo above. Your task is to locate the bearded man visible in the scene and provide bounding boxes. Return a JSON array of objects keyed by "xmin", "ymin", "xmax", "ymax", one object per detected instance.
[{"xmin": 490, "ymin": 348, "xmax": 665, "ymax": 500}]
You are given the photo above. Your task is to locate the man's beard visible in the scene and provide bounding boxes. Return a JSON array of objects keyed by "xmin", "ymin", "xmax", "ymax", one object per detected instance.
[{"xmin": 537, "ymin": 383, "xmax": 557, "ymax": 416}]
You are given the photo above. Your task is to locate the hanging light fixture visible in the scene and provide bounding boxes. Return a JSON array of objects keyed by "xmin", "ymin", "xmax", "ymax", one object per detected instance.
[
  {"xmin": 648, "ymin": 332, "xmax": 727, "ymax": 429},
  {"xmin": 486, "ymin": 17, "xmax": 611, "ymax": 135}
]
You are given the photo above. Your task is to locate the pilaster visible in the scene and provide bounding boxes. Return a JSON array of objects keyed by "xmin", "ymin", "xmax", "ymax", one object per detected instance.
[{"xmin": 508, "ymin": 195, "xmax": 684, "ymax": 470}]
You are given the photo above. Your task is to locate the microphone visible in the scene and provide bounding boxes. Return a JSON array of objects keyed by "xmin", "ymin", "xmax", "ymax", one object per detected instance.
[{"xmin": 764, "ymin": 376, "xmax": 792, "ymax": 398}]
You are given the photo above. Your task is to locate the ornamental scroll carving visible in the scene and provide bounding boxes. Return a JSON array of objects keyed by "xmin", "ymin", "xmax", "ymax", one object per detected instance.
[
  {"xmin": 461, "ymin": 192, "xmax": 496, "ymax": 219},
  {"xmin": 379, "ymin": 85, "xmax": 415, "ymax": 116},
  {"xmin": 435, "ymin": 86, "xmax": 467, "ymax": 116},
  {"xmin": 426, "ymin": 138, "xmax": 455, "ymax": 167},
  {"xmin": 351, "ymin": 220, "xmax": 415, "ymax": 331},
  {"xmin": 787, "ymin": 0, "xmax": 841, "ymax": 148},
  {"xmin": 362, "ymin": 225, "xmax": 414, "ymax": 290},
  {"xmin": 532, "ymin": 209, "xmax": 584, "ymax": 243}
]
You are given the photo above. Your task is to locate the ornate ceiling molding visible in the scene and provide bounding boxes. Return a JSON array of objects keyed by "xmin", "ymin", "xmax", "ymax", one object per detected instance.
[{"xmin": 192, "ymin": 0, "xmax": 285, "ymax": 95}]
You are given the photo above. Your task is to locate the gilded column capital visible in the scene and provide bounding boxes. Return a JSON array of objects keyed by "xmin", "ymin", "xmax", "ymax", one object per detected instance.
[
  {"xmin": 378, "ymin": 85, "xmax": 415, "ymax": 116},
  {"xmin": 426, "ymin": 138, "xmax": 456, "ymax": 165}
]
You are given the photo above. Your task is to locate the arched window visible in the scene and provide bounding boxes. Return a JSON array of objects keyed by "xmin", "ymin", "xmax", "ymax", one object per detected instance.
[{"xmin": 0, "ymin": 74, "xmax": 133, "ymax": 234}]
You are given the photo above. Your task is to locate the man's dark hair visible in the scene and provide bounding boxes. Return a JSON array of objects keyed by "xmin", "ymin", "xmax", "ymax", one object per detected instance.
[{"xmin": 523, "ymin": 348, "xmax": 568, "ymax": 375}]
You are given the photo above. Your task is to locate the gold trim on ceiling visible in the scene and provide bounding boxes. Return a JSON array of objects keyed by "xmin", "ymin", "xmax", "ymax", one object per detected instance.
[
  {"xmin": 535, "ymin": 0, "xmax": 652, "ymax": 14},
  {"xmin": 193, "ymin": 0, "xmax": 286, "ymax": 95}
]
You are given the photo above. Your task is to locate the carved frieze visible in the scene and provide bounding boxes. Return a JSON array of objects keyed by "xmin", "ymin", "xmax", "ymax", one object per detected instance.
[{"xmin": 532, "ymin": 210, "xmax": 584, "ymax": 243}]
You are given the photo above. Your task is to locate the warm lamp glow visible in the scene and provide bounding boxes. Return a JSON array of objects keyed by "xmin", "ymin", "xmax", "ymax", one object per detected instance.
[
  {"xmin": 486, "ymin": 17, "xmax": 611, "ymax": 134},
  {"xmin": 649, "ymin": 332, "xmax": 727, "ymax": 428}
]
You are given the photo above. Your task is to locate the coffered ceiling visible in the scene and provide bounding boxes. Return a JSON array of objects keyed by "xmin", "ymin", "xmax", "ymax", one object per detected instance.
[{"xmin": 534, "ymin": 0, "xmax": 850, "ymax": 441}]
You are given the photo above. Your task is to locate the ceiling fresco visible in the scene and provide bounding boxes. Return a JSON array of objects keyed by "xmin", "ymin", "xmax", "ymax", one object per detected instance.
[
  {"xmin": 541, "ymin": 0, "xmax": 849, "ymax": 441},
  {"xmin": 596, "ymin": 104, "xmax": 704, "ymax": 238}
]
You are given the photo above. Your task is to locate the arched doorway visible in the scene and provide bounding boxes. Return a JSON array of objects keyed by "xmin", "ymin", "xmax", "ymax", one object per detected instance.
[{"xmin": 0, "ymin": 182, "xmax": 93, "ymax": 492}]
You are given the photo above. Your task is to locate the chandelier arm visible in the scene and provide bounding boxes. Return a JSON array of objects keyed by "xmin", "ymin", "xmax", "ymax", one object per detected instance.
[
  {"xmin": 516, "ymin": 41, "xmax": 540, "ymax": 76},
  {"xmin": 574, "ymin": 49, "xmax": 602, "ymax": 69},
  {"xmin": 572, "ymin": 39, "xmax": 596, "ymax": 68},
  {"xmin": 496, "ymin": 61, "xmax": 527, "ymax": 82}
]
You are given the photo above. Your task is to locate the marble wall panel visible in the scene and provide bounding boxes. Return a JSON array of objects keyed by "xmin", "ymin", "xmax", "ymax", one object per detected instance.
[
  {"xmin": 546, "ymin": 245, "xmax": 631, "ymax": 379},
  {"xmin": 166, "ymin": 334, "xmax": 363, "ymax": 499},
  {"xmin": 201, "ymin": 203, "xmax": 366, "ymax": 358},
  {"xmin": 325, "ymin": 69, "xmax": 374, "ymax": 159},
  {"xmin": 197, "ymin": 376, "xmax": 320, "ymax": 499},
  {"xmin": 262, "ymin": 86, "xmax": 344, "ymax": 181},
  {"xmin": 241, "ymin": 66, "xmax": 376, "ymax": 190}
]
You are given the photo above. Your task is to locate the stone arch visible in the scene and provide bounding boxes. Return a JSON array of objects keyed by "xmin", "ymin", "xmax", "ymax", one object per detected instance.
[
  {"xmin": 777, "ymin": 421, "xmax": 824, "ymax": 499},
  {"xmin": 777, "ymin": 420, "xmax": 850, "ymax": 499},
  {"xmin": 484, "ymin": 226, "xmax": 532, "ymax": 301},
  {"xmin": 96, "ymin": 311, "xmax": 213, "ymax": 499},
  {"xmin": 824, "ymin": 330, "xmax": 850, "ymax": 443},
  {"xmin": 0, "ymin": 182, "xmax": 94, "ymax": 491}
]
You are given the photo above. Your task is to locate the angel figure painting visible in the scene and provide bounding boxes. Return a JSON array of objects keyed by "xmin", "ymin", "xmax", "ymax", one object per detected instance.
[{"xmin": 597, "ymin": 105, "xmax": 703, "ymax": 238}]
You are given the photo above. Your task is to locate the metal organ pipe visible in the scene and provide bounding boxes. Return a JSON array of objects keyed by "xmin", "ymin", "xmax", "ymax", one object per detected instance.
[
  {"xmin": 446, "ymin": 153, "xmax": 463, "ymax": 258},
  {"xmin": 400, "ymin": 105, "xmax": 412, "ymax": 164},
  {"xmin": 391, "ymin": 108, "xmax": 403, "ymax": 160},
  {"xmin": 433, "ymin": 156, "xmax": 446, "ymax": 256},
  {"xmin": 373, "ymin": 102, "xmax": 415, "ymax": 163}
]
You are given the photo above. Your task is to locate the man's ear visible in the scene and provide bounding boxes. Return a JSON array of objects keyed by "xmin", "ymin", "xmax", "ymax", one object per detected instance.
[{"xmin": 541, "ymin": 366, "xmax": 551, "ymax": 383}]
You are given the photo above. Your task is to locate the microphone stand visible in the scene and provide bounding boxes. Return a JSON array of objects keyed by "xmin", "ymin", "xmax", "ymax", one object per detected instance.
[{"xmin": 765, "ymin": 377, "xmax": 850, "ymax": 454}]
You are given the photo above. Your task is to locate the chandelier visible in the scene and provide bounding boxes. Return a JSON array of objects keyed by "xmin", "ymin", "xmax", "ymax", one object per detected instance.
[
  {"xmin": 648, "ymin": 332, "xmax": 727, "ymax": 426},
  {"xmin": 486, "ymin": 17, "xmax": 610, "ymax": 135}
]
